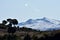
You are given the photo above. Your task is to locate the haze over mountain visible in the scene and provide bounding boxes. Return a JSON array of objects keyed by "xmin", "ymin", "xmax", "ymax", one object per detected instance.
[{"xmin": 18, "ymin": 17, "xmax": 60, "ymax": 31}]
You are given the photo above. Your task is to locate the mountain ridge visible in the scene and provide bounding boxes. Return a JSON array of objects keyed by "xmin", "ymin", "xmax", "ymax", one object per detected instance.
[{"xmin": 18, "ymin": 17, "xmax": 60, "ymax": 31}]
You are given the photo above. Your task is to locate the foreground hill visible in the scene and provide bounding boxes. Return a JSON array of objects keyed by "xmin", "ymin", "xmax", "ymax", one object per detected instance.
[{"xmin": 0, "ymin": 27, "xmax": 60, "ymax": 40}]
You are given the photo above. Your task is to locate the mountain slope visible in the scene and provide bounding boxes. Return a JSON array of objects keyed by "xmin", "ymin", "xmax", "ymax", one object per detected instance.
[{"xmin": 18, "ymin": 17, "xmax": 60, "ymax": 31}]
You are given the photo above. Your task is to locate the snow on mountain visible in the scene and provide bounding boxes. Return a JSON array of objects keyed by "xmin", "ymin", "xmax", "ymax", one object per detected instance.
[{"xmin": 18, "ymin": 17, "xmax": 60, "ymax": 31}]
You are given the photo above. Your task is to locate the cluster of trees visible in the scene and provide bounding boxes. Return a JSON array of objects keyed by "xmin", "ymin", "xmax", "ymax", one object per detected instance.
[
  {"xmin": 0, "ymin": 18, "xmax": 18, "ymax": 40},
  {"xmin": 0, "ymin": 18, "xmax": 18, "ymax": 33}
]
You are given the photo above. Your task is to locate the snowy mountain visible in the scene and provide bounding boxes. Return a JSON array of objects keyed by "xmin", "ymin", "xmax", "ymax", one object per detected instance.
[{"xmin": 18, "ymin": 17, "xmax": 60, "ymax": 31}]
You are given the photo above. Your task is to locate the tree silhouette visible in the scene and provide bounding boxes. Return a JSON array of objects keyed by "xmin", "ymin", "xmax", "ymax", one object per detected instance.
[
  {"xmin": 12, "ymin": 19, "xmax": 18, "ymax": 26},
  {"xmin": 7, "ymin": 18, "xmax": 18, "ymax": 35},
  {"xmin": 7, "ymin": 18, "xmax": 18, "ymax": 27},
  {"xmin": 2, "ymin": 20, "xmax": 7, "ymax": 25},
  {"xmin": 7, "ymin": 18, "xmax": 12, "ymax": 27},
  {"xmin": 7, "ymin": 18, "xmax": 12, "ymax": 22},
  {"xmin": 0, "ymin": 20, "xmax": 7, "ymax": 29},
  {"xmin": 0, "ymin": 18, "xmax": 18, "ymax": 40}
]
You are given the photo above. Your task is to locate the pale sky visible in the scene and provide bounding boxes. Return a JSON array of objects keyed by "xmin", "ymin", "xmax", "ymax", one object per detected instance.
[{"xmin": 0, "ymin": 0, "xmax": 60, "ymax": 23}]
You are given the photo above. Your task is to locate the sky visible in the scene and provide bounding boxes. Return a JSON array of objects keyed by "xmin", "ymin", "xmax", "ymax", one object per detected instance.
[{"xmin": 0, "ymin": 0, "xmax": 60, "ymax": 23}]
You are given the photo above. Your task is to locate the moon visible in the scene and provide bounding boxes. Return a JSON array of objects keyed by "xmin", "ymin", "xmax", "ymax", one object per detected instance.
[{"xmin": 25, "ymin": 3, "xmax": 28, "ymax": 7}]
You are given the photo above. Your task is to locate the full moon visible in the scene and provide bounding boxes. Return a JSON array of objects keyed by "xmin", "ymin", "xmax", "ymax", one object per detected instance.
[{"xmin": 25, "ymin": 3, "xmax": 28, "ymax": 7}]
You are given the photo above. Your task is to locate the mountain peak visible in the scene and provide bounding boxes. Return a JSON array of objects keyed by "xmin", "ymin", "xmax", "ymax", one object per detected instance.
[
  {"xmin": 26, "ymin": 19, "xmax": 33, "ymax": 22},
  {"xmin": 41, "ymin": 17, "xmax": 48, "ymax": 20},
  {"xmin": 26, "ymin": 19, "xmax": 34, "ymax": 24},
  {"xmin": 40, "ymin": 17, "xmax": 52, "ymax": 23}
]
